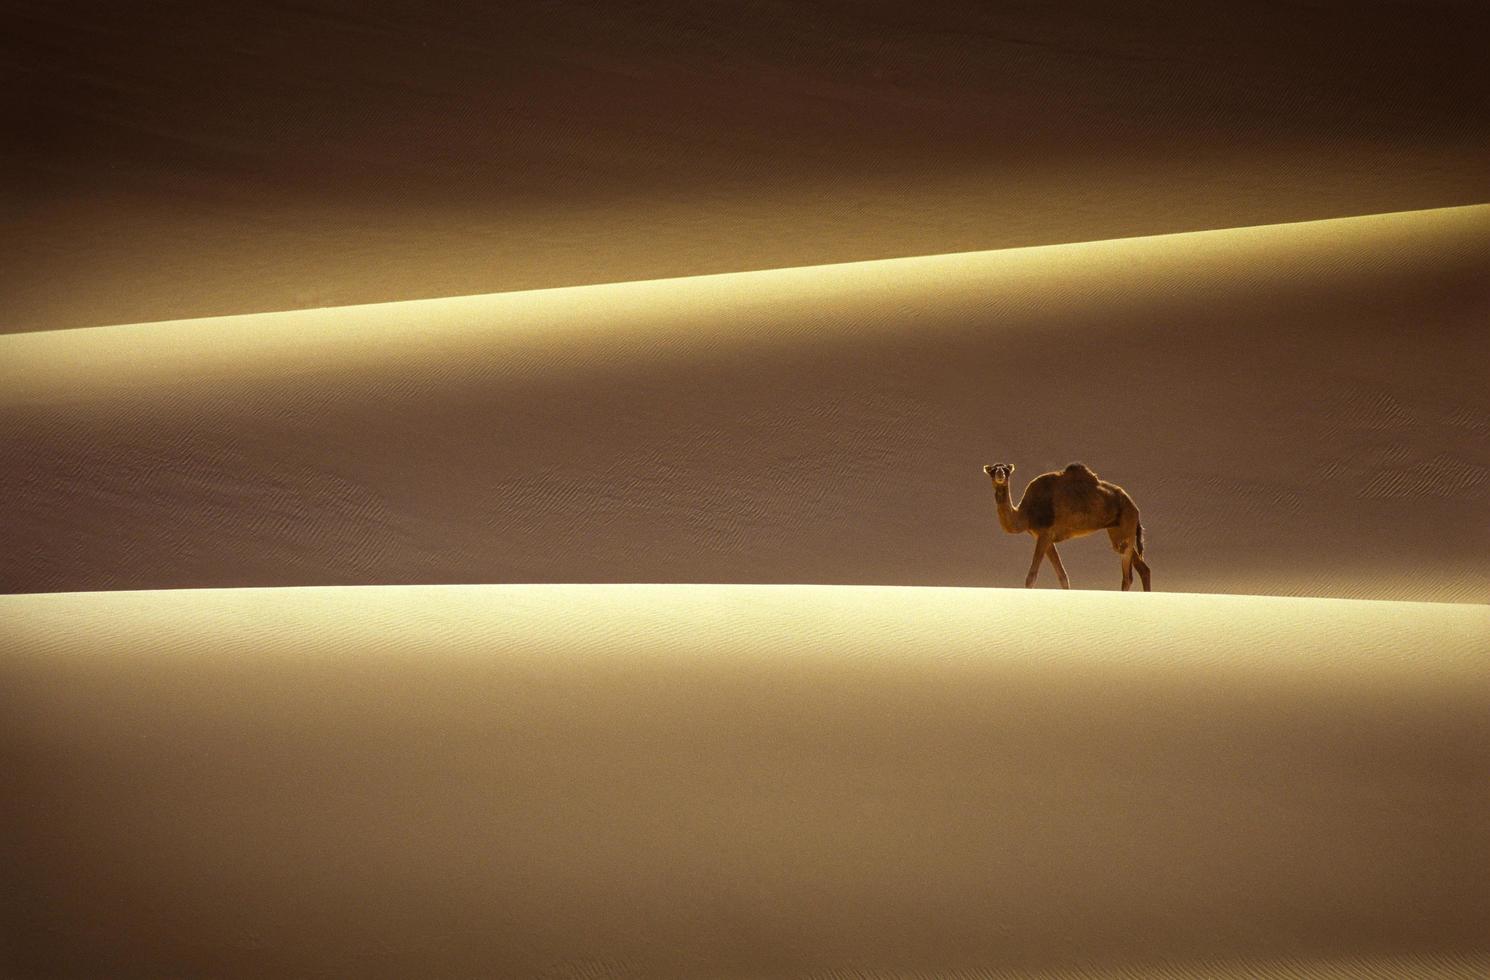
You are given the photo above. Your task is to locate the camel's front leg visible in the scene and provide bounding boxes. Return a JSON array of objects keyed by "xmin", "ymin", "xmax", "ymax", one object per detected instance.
[
  {"xmin": 1046, "ymin": 543, "xmax": 1071, "ymax": 589},
  {"xmin": 1025, "ymin": 533, "xmax": 1052, "ymax": 588}
]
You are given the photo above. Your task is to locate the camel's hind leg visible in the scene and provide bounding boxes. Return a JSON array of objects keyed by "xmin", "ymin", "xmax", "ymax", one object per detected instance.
[
  {"xmin": 1025, "ymin": 533, "xmax": 1052, "ymax": 588},
  {"xmin": 1108, "ymin": 509, "xmax": 1149, "ymax": 591},
  {"xmin": 1112, "ymin": 539, "xmax": 1151, "ymax": 592},
  {"xmin": 1109, "ymin": 526, "xmax": 1135, "ymax": 590},
  {"xmin": 1046, "ymin": 543, "xmax": 1071, "ymax": 589},
  {"xmin": 1132, "ymin": 551, "xmax": 1152, "ymax": 592}
]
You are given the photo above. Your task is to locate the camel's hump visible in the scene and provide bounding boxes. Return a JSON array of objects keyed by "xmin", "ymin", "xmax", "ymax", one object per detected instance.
[{"xmin": 1063, "ymin": 462, "xmax": 1099, "ymax": 481}]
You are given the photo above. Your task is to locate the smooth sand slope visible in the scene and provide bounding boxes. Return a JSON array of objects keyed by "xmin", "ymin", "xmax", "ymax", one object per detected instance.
[
  {"xmin": 3, "ymin": 584, "xmax": 1487, "ymax": 977},
  {"xmin": 6, "ymin": 1, "xmax": 1486, "ymax": 331},
  {"xmin": 4, "ymin": 205, "xmax": 1487, "ymax": 600}
]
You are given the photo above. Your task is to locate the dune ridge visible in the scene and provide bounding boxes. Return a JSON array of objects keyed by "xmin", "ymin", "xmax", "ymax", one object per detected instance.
[
  {"xmin": 4, "ymin": 205, "xmax": 1486, "ymax": 601},
  {"xmin": 4, "ymin": 583, "xmax": 1487, "ymax": 977},
  {"xmin": 7, "ymin": 0, "xmax": 1487, "ymax": 332},
  {"xmin": 3, "ymin": 204, "xmax": 1482, "ymax": 349}
]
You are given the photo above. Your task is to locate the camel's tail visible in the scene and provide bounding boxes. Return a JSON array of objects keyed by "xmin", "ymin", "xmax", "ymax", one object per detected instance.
[{"xmin": 1136, "ymin": 521, "xmax": 1145, "ymax": 556}]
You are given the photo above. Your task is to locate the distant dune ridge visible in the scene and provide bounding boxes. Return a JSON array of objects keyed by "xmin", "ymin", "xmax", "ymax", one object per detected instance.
[
  {"xmin": 3, "ymin": 584, "xmax": 1488, "ymax": 977},
  {"xmin": 5, "ymin": 1, "xmax": 1487, "ymax": 332},
  {"xmin": 3, "ymin": 205, "xmax": 1486, "ymax": 600}
]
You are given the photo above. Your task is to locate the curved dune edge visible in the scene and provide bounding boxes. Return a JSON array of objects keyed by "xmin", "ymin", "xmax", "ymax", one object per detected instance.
[
  {"xmin": 4, "ymin": 203, "xmax": 1483, "ymax": 351},
  {"xmin": 7, "ymin": 0, "xmax": 1486, "ymax": 334},
  {"xmin": 2, "ymin": 204, "xmax": 1486, "ymax": 601},
  {"xmin": 4, "ymin": 203, "xmax": 1484, "ymax": 339},
  {"xmin": 5, "ymin": 584, "xmax": 1487, "ymax": 977}
]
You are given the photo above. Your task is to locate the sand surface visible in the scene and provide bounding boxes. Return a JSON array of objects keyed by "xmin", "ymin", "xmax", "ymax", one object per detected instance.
[
  {"xmin": 5, "ymin": 1, "xmax": 1486, "ymax": 331},
  {"xmin": 9, "ymin": 5, "xmax": 1487, "ymax": 974},
  {"xmin": 4, "ymin": 205, "xmax": 1487, "ymax": 601},
  {"xmin": 4, "ymin": 584, "xmax": 1488, "ymax": 977}
]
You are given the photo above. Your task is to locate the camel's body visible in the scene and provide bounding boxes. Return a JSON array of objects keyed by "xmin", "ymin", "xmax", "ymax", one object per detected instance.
[{"xmin": 983, "ymin": 462, "xmax": 1152, "ymax": 591}]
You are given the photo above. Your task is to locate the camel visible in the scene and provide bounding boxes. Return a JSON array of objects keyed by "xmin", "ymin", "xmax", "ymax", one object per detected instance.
[{"xmin": 982, "ymin": 461, "xmax": 1152, "ymax": 591}]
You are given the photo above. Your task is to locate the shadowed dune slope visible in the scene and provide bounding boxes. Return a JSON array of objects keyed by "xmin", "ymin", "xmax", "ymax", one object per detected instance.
[
  {"xmin": 4, "ymin": 1, "xmax": 1487, "ymax": 331},
  {"xmin": 3, "ymin": 584, "xmax": 1488, "ymax": 977},
  {"xmin": 2, "ymin": 205, "xmax": 1488, "ymax": 600}
]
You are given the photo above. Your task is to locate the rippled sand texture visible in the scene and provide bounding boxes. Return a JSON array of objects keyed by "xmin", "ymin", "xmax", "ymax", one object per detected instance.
[
  {"xmin": 4, "ymin": 585, "xmax": 1487, "ymax": 977},
  {"xmin": 3, "ymin": 205, "xmax": 1486, "ymax": 600}
]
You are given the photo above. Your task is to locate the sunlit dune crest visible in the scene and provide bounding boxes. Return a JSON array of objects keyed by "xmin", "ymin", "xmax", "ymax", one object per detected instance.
[
  {"xmin": 2, "ymin": 206, "xmax": 1481, "ymax": 402},
  {"xmin": 4, "ymin": 584, "xmax": 1487, "ymax": 976},
  {"xmin": 6, "ymin": 0, "xmax": 1486, "ymax": 333},
  {"xmin": 3, "ymin": 205, "xmax": 1485, "ymax": 387},
  {"xmin": 2, "ymin": 204, "xmax": 1486, "ymax": 600}
]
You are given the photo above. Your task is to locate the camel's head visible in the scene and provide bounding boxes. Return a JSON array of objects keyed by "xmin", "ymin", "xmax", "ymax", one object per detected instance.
[{"xmin": 984, "ymin": 462, "xmax": 1015, "ymax": 485}]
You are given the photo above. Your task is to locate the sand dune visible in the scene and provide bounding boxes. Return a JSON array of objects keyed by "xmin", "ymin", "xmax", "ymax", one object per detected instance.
[
  {"xmin": 6, "ymin": 1, "xmax": 1487, "ymax": 331},
  {"xmin": 4, "ymin": 205, "xmax": 1487, "ymax": 600},
  {"xmin": 9, "ymin": 7, "xmax": 1485, "ymax": 976},
  {"xmin": 4, "ymin": 584, "xmax": 1487, "ymax": 977}
]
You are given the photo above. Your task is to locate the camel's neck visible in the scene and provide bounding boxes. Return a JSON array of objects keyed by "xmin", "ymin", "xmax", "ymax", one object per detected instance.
[{"xmin": 992, "ymin": 483, "xmax": 1026, "ymax": 534}]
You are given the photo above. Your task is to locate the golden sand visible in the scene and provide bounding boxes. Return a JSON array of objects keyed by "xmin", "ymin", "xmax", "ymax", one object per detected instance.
[{"xmin": 4, "ymin": 584, "xmax": 1487, "ymax": 976}]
